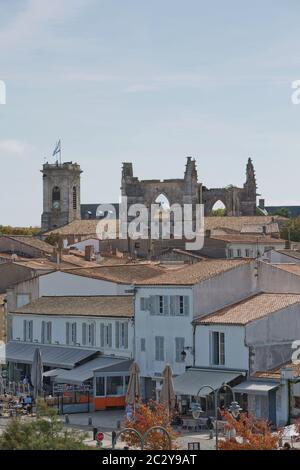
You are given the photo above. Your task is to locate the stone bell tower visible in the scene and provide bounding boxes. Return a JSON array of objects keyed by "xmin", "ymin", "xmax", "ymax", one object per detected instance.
[{"xmin": 41, "ymin": 161, "xmax": 82, "ymax": 232}]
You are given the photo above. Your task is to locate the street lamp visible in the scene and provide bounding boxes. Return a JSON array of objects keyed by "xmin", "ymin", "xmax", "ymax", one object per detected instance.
[
  {"xmin": 229, "ymin": 401, "xmax": 242, "ymax": 418},
  {"xmin": 191, "ymin": 402, "xmax": 203, "ymax": 420}
]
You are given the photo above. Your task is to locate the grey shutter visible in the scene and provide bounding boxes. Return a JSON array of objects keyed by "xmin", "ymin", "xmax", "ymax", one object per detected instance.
[
  {"xmin": 170, "ymin": 296, "xmax": 175, "ymax": 316},
  {"xmin": 72, "ymin": 322, "xmax": 77, "ymax": 344},
  {"xmin": 82, "ymin": 323, "xmax": 87, "ymax": 346},
  {"xmin": 41, "ymin": 321, "xmax": 45, "ymax": 343},
  {"xmin": 163, "ymin": 296, "xmax": 169, "ymax": 315},
  {"xmin": 47, "ymin": 322, "xmax": 52, "ymax": 343},
  {"xmin": 23, "ymin": 320, "xmax": 26, "ymax": 341},
  {"xmin": 184, "ymin": 296, "xmax": 189, "ymax": 316},
  {"xmin": 115, "ymin": 321, "xmax": 120, "ymax": 348},
  {"xmin": 100, "ymin": 323, "xmax": 104, "ymax": 347},
  {"xmin": 140, "ymin": 298, "xmax": 145, "ymax": 311},
  {"xmin": 124, "ymin": 322, "xmax": 128, "ymax": 349},
  {"xmin": 66, "ymin": 322, "xmax": 70, "ymax": 345},
  {"xmin": 29, "ymin": 320, "xmax": 33, "ymax": 341},
  {"xmin": 175, "ymin": 337, "xmax": 184, "ymax": 362},
  {"xmin": 108, "ymin": 323, "xmax": 112, "ymax": 347},
  {"xmin": 91, "ymin": 323, "xmax": 95, "ymax": 346},
  {"xmin": 155, "ymin": 337, "xmax": 159, "ymax": 361},
  {"xmin": 149, "ymin": 296, "xmax": 155, "ymax": 315},
  {"xmin": 145, "ymin": 297, "xmax": 150, "ymax": 311}
]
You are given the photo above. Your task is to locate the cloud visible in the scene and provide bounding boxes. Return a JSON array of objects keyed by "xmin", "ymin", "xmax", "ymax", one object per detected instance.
[
  {"xmin": 0, "ymin": 0, "xmax": 91, "ymax": 48},
  {"xmin": 0, "ymin": 140, "xmax": 33, "ymax": 157}
]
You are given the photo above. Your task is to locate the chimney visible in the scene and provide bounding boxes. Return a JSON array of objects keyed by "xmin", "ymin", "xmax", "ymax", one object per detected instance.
[{"xmin": 85, "ymin": 245, "xmax": 94, "ymax": 261}]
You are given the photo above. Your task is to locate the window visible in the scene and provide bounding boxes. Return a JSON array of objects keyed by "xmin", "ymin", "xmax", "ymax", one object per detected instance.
[
  {"xmin": 41, "ymin": 321, "xmax": 52, "ymax": 344},
  {"xmin": 106, "ymin": 376, "xmax": 123, "ymax": 396},
  {"xmin": 115, "ymin": 321, "xmax": 128, "ymax": 349},
  {"xmin": 71, "ymin": 322, "xmax": 77, "ymax": 344},
  {"xmin": 23, "ymin": 320, "xmax": 33, "ymax": 342},
  {"xmin": 17, "ymin": 294, "xmax": 30, "ymax": 308},
  {"xmin": 155, "ymin": 336, "xmax": 164, "ymax": 361},
  {"xmin": 82, "ymin": 322, "xmax": 95, "ymax": 346},
  {"xmin": 95, "ymin": 377, "xmax": 105, "ymax": 396},
  {"xmin": 179, "ymin": 296, "xmax": 184, "ymax": 315},
  {"xmin": 72, "ymin": 186, "xmax": 77, "ymax": 210},
  {"xmin": 100, "ymin": 323, "xmax": 112, "ymax": 348},
  {"xmin": 211, "ymin": 331, "xmax": 225, "ymax": 365},
  {"xmin": 52, "ymin": 186, "xmax": 60, "ymax": 210},
  {"xmin": 141, "ymin": 338, "xmax": 146, "ymax": 352},
  {"xmin": 228, "ymin": 249, "xmax": 233, "ymax": 258},
  {"xmin": 245, "ymin": 249, "xmax": 250, "ymax": 257},
  {"xmin": 294, "ymin": 396, "xmax": 300, "ymax": 409},
  {"xmin": 159, "ymin": 296, "xmax": 164, "ymax": 314},
  {"xmin": 175, "ymin": 337, "xmax": 185, "ymax": 362},
  {"xmin": 237, "ymin": 249, "xmax": 241, "ymax": 257}
]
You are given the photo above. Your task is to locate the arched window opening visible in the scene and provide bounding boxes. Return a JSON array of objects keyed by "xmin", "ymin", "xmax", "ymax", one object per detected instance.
[
  {"xmin": 73, "ymin": 186, "xmax": 77, "ymax": 210},
  {"xmin": 212, "ymin": 200, "xmax": 226, "ymax": 216},
  {"xmin": 155, "ymin": 194, "xmax": 170, "ymax": 211},
  {"xmin": 52, "ymin": 186, "xmax": 60, "ymax": 210}
]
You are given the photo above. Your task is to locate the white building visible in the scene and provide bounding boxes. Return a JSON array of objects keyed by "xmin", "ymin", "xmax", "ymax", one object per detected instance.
[{"xmin": 134, "ymin": 259, "xmax": 257, "ymax": 398}]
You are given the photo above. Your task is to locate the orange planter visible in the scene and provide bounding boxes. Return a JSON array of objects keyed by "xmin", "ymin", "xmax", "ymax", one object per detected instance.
[{"xmin": 94, "ymin": 396, "xmax": 126, "ymax": 410}]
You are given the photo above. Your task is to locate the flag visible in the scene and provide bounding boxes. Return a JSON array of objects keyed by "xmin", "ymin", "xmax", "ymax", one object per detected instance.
[{"xmin": 52, "ymin": 140, "xmax": 61, "ymax": 157}]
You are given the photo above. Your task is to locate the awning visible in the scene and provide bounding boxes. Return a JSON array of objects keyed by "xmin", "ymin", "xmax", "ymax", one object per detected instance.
[
  {"xmin": 232, "ymin": 380, "xmax": 279, "ymax": 396},
  {"xmin": 43, "ymin": 369, "xmax": 66, "ymax": 378},
  {"xmin": 173, "ymin": 368, "xmax": 242, "ymax": 397},
  {"xmin": 5, "ymin": 342, "xmax": 99, "ymax": 369},
  {"xmin": 54, "ymin": 357, "xmax": 132, "ymax": 385}
]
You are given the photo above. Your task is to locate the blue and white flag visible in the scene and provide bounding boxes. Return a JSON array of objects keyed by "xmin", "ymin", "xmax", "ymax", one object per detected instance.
[{"xmin": 52, "ymin": 140, "xmax": 61, "ymax": 157}]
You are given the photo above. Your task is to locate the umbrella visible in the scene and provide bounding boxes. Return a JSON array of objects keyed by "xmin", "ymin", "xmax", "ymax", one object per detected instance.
[
  {"xmin": 160, "ymin": 364, "xmax": 175, "ymax": 412},
  {"xmin": 31, "ymin": 348, "xmax": 43, "ymax": 399},
  {"xmin": 125, "ymin": 362, "xmax": 141, "ymax": 411}
]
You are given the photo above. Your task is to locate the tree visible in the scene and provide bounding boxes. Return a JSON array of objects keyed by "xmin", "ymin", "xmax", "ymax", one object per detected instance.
[
  {"xmin": 44, "ymin": 233, "xmax": 61, "ymax": 246},
  {"xmin": 212, "ymin": 208, "xmax": 226, "ymax": 217},
  {"xmin": 0, "ymin": 400, "xmax": 89, "ymax": 450},
  {"xmin": 273, "ymin": 208, "xmax": 290, "ymax": 218},
  {"xmin": 281, "ymin": 217, "xmax": 300, "ymax": 242},
  {"xmin": 122, "ymin": 400, "xmax": 179, "ymax": 450},
  {"xmin": 0, "ymin": 225, "xmax": 40, "ymax": 236},
  {"xmin": 218, "ymin": 411, "xmax": 280, "ymax": 450}
]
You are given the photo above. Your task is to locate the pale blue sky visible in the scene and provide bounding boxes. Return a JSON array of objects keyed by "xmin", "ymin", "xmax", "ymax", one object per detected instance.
[{"xmin": 1, "ymin": 0, "xmax": 300, "ymax": 225}]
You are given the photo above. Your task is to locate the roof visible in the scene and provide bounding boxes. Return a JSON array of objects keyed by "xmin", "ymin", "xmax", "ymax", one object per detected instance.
[
  {"xmin": 1, "ymin": 235, "xmax": 53, "ymax": 254},
  {"xmin": 12, "ymin": 295, "xmax": 134, "ymax": 318},
  {"xmin": 232, "ymin": 380, "xmax": 279, "ymax": 395},
  {"xmin": 277, "ymin": 250, "xmax": 300, "ymax": 261},
  {"xmin": 240, "ymin": 223, "xmax": 279, "ymax": 234},
  {"xmin": 271, "ymin": 263, "xmax": 300, "ymax": 277},
  {"xmin": 43, "ymin": 215, "xmax": 288, "ymax": 237},
  {"xmin": 173, "ymin": 368, "xmax": 242, "ymax": 396},
  {"xmin": 5, "ymin": 342, "xmax": 98, "ymax": 368},
  {"xmin": 63, "ymin": 263, "xmax": 165, "ymax": 284},
  {"xmin": 54, "ymin": 357, "xmax": 131, "ymax": 384},
  {"xmin": 137, "ymin": 259, "xmax": 250, "ymax": 285},
  {"xmin": 210, "ymin": 234, "xmax": 285, "ymax": 245},
  {"xmin": 195, "ymin": 293, "xmax": 300, "ymax": 326},
  {"xmin": 254, "ymin": 362, "xmax": 300, "ymax": 379}
]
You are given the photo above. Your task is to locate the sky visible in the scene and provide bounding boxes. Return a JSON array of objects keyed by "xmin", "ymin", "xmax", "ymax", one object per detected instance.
[{"xmin": 1, "ymin": 0, "xmax": 300, "ymax": 226}]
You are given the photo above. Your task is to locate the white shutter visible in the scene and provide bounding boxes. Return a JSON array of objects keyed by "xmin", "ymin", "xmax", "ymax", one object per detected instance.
[
  {"xmin": 23, "ymin": 320, "xmax": 26, "ymax": 341},
  {"xmin": 91, "ymin": 323, "xmax": 95, "ymax": 346},
  {"xmin": 163, "ymin": 296, "xmax": 169, "ymax": 315},
  {"xmin": 29, "ymin": 321, "xmax": 33, "ymax": 342},
  {"xmin": 149, "ymin": 296, "xmax": 155, "ymax": 315},
  {"xmin": 170, "ymin": 296, "xmax": 175, "ymax": 316},
  {"xmin": 184, "ymin": 296, "xmax": 190, "ymax": 316},
  {"xmin": 47, "ymin": 322, "xmax": 52, "ymax": 343}
]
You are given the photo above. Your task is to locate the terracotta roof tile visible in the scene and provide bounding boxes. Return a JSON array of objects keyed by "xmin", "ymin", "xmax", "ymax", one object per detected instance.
[
  {"xmin": 195, "ymin": 293, "xmax": 300, "ymax": 325},
  {"xmin": 137, "ymin": 259, "xmax": 250, "ymax": 285},
  {"xmin": 12, "ymin": 295, "xmax": 134, "ymax": 317}
]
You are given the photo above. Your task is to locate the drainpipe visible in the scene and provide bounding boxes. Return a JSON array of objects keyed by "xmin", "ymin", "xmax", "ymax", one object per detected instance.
[{"xmin": 192, "ymin": 323, "xmax": 196, "ymax": 367}]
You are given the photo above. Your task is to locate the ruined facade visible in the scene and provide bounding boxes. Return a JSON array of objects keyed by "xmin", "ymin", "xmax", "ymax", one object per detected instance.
[{"xmin": 121, "ymin": 157, "xmax": 257, "ymax": 217}]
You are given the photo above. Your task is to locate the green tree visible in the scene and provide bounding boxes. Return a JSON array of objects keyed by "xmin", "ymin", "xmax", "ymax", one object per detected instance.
[
  {"xmin": 272, "ymin": 208, "xmax": 290, "ymax": 218},
  {"xmin": 0, "ymin": 226, "xmax": 40, "ymax": 236},
  {"xmin": 212, "ymin": 208, "xmax": 226, "ymax": 217},
  {"xmin": 281, "ymin": 217, "xmax": 300, "ymax": 242},
  {"xmin": 44, "ymin": 233, "xmax": 61, "ymax": 246},
  {"xmin": 0, "ymin": 400, "xmax": 89, "ymax": 450}
]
